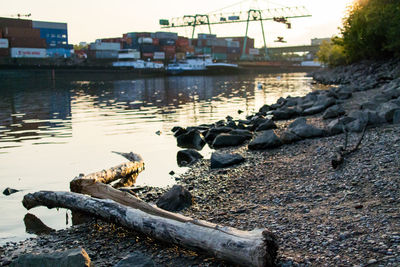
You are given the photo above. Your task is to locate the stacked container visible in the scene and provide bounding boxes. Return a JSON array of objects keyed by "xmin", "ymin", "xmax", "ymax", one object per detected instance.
[
  {"xmin": 88, "ymin": 41, "xmax": 120, "ymax": 59},
  {"xmin": 33, "ymin": 20, "xmax": 72, "ymax": 57}
]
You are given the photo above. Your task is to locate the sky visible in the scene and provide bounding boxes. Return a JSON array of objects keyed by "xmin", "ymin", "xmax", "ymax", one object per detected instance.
[{"xmin": 2, "ymin": 0, "xmax": 354, "ymax": 47}]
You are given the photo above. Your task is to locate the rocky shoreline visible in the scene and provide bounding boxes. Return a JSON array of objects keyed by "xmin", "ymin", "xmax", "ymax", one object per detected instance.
[{"xmin": 2, "ymin": 60, "xmax": 400, "ymax": 266}]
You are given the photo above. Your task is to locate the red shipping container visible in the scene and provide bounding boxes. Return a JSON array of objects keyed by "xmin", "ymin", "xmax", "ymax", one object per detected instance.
[
  {"xmin": 176, "ymin": 37, "xmax": 189, "ymax": 47},
  {"xmin": 2, "ymin": 27, "xmax": 41, "ymax": 38},
  {"xmin": 162, "ymin": 45, "xmax": 175, "ymax": 53},
  {"xmin": 152, "ymin": 38, "xmax": 159, "ymax": 45},
  {"xmin": 0, "ymin": 48, "xmax": 9, "ymax": 57},
  {"xmin": 142, "ymin": 52, "xmax": 153, "ymax": 59},
  {"xmin": 191, "ymin": 39, "xmax": 198, "ymax": 47},
  {"xmin": 136, "ymin": 32, "xmax": 151, "ymax": 38},
  {"xmin": 212, "ymin": 46, "xmax": 227, "ymax": 53},
  {"xmin": 8, "ymin": 37, "xmax": 46, "ymax": 48},
  {"xmin": 0, "ymin": 18, "xmax": 32, "ymax": 29}
]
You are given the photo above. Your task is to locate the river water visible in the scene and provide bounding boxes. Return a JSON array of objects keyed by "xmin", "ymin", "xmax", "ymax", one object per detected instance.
[{"xmin": 0, "ymin": 71, "xmax": 320, "ymax": 244}]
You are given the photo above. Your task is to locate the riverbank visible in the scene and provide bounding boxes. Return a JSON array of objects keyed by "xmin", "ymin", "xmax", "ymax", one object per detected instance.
[{"xmin": 1, "ymin": 60, "xmax": 399, "ymax": 266}]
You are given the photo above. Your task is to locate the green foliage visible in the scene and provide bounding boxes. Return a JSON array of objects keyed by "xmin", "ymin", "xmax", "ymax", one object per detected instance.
[
  {"xmin": 340, "ymin": 0, "xmax": 400, "ymax": 62},
  {"xmin": 316, "ymin": 40, "xmax": 347, "ymax": 66}
]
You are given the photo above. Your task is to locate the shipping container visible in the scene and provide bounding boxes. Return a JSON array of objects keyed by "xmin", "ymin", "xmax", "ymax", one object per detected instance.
[
  {"xmin": 176, "ymin": 52, "xmax": 185, "ymax": 60},
  {"xmin": 37, "ymin": 27, "xmax": 68, "ymax": 48},
  {"xmin": 0, "ymin": 17, "xmax": 32, "ymax": 28},
  {"xmin": 140, "ymin": 44, "xmax": 158, "ymax": 53},
  {"xmin": 227, "ymin": 47, "xmax": 240, "ymax": 54},
  {"xmin": 32, "ymin": 21, "xmax": 67, "ymax": 30},
  {"xmin": 227, "ymin": 53, "xmax": 239, "ymax": 61},
  {"xmin": 101, "ymin": 37, "xmax": 125, "ymax": 43},
  {"xmin": 0, "ymin": 38, "xmax": 9, "ymax": 48},
  {"xmin": 249, "ymin": 48, "xmax": 260, "ymax": 55},
  {"xmin": 89, "ymin": 50, "xmax": 118, "ymax": 59},
  {"xmin": 152, "ymin": 38, "xmax": 159, "ymax": 45},
  {"xmin": 141, "ymin": 53, "xmax": 153, "ymax": 60},
  {"xmin": 136, "ymin": 32, "xmax": 152, "ymax": 38},
  {"xmin": 153, "ymin": 51, "xmax": 165, "ymax": 60},
  {"xmin": 161, "ymin": 45, "xmax": 176, "ymax": 53},
  {"xmin": 212, "ymin": 46, "xmax": 227, "ymax": 53},
  {"xmin": 10, "ymin": 47, "xmax": 47, "ymax": 58},
  {"xmin": 159, "ymin": 38, "xmax": 176, "ymax": 46},
  {"xmin": 90, "ymin": 42, "xmax": 121, "ymax": 51},
  {"xmin": 155, "ymin": 31, "xmax": 178, "ymax": 40},
  {"xmin": 0, "ymin": 48, "xmax": 9, "ymax": 57},
  {"xmin": 195, "ymin": 47, "xmax": 212, "ymax": 54},
  {"xmin": 213, "ymin": 53, "xmax": 227, "ymax": 60},
  {"xmin": 46, "ymin": 48, "xmax": 71, "ymax": 58},
  {"xmin": 8, "ymin": 37, "xmax": 47, "ymax": 48},
  {"xmin": 176, "ymin": 37, "xmax": 189, "ymax": 47},
  {"xmin": 2, "ymin": 27, "xmax": 41, "ymax": 38},
  {"xmin": 211, "ymin": 39, "xmax": 227, "ymax": 47},
  {"xmin": 138, "ymin": 37, "xmax": 153, "ymax": 44},
  {"xmin": 226, "ymin": 40, "xmax": 240, "ymax": 48},
  {"xmin": 126, "ymin": 32, "xmax": 137, "ymax": 38},
  {"xmin": 118, "ymin": 49, "xmax": 141, "ymax": 60},
  {"xmin": 198, "ymin": 33, "xmax": 217, "ymax": 39}
]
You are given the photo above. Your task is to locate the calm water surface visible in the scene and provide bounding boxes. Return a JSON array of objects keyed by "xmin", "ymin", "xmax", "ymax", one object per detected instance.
[{"xmin": 0, "ymin": 72, "xmax": 319, "ymax": 244}]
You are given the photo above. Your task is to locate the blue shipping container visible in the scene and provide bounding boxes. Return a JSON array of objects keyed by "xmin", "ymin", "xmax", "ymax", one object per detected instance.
[
  {"xmin": 47, "ymin": 48, "xmax": 71, "ymax": 58},
  {"xmin": 37, "ymin": 28, "xmax": 69, "ymax": 48}
]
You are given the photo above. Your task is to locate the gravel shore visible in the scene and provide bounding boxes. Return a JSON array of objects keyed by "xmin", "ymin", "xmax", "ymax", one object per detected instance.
[{"xmin": 1, "ymin": 61, "xmax": 400, "ymax": 266}]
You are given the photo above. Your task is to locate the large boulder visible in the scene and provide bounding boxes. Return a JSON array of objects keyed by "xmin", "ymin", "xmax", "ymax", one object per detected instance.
[
  {"xmin": 113, "ymin": 252, "xmax": 155, "ymax": 267},
  {"xmin": 327, "ymin": 117, "xmax": 355, "ymax": 135},
  {"xmin": 10, "ymin": 248, "xmax": 91, "ymax": 267},
  {"xmin": 272, "ymin": 108, "xmax": 299, "ymax": 120},
  {"xmin": 212, "ymin": 134, "xmax": 248, "ymax": 148},
  {"xmin": 288, "ymin": 117, "xmax": 326, "ymax": 138},
  {"xmin": 176, "ymin": 149, "xmax": 203, "ymax": 167},
  {"xmin": 210, "ymin": 152, "xmax": 245, "ymax": 169},
  {"xmin": 322, "ymin": 105, "xmax": 345, "ymax": 119},
  {"xmin": 393, "ymin": 110, "xmax": 400, "ymax": 124},
  {"xmin": 248, "ymin": 130, "xmax": 283, "ymax": 150},
  {"xmin": 156, "ymin": 185, "xmax": 192, "ymax": 212},
  {"xmin": 176, "ymin": 130, "xmax": 206, "ymax": 150}
]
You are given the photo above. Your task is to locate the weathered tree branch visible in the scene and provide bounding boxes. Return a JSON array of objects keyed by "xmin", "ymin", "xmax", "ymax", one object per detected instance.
[
  {"xmin": 332, "ymin": 124, "xmax": 367, "ymax": 169},
  {"xmin": 23, "ymin": 191, "xmax": 278, "ymax": 267}
]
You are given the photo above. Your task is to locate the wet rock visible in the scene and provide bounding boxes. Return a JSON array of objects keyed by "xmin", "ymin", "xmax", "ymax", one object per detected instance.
[
  {"xmin": 212, "ymin": 134, "xmax": 248, "ymax": 148},
  {"xmin": 173, "ymin": 127, "xmax": 187, "ymax": 137},
  {"xmin": 113, "ymin": 252, "xmax": 155, "ymax": 267},
  {"xmin": 177, "ymin": 149, "xmax": 203, "ymax": 167},
  {"xmin": 3, "ymin": 187, "xmax": 19, "ymax": 196},
  {"xmin": 345, "ymin": 119, "xmax": 367, "ymax": 132},
  {"xmin": 24, "ymin": 213, "xmax": 55, "ymax": 235},
  {"xmin": 327, "ymin": 117, "xmax": 355, "ymax": 135},
  {"xmin": 229, "ymin": 129, "xmax": 253, "ymax": 140},
  {"xmin": 378, "ymin": 101, "xmax": 400, "ymax": 122},
  {"xmin": 280, "ymin": 131, "xmax": 302, "ymax": 144},
  {"xmin": 272, "ymin": 108, "xmax": 299, "ymax": 120},
  {"xmin": 176, "ymin": 130, "xmax": 206, "ymax": 150},
  {"xmin": 255, "ymin": 119, "xmax": 277, "ymax": 131},
  {"xmin": 156, "ymin": 185, "xmax": 192, "ymax": 212},
  {"xmin": 204, "ymin": 127, "xmax": 232, "ymax": 143},
  {"xmin": 323, "ymin": 105, "xmax": 345, "ymax": 119},
  {"xmin": 210, "ymin": 152, "xmax": 245, "ymax": 169},
  {"xmin": 360, "ymin": 101, "xmax": 379, "ymax": 111},
  {"xmin": 289, "ymin": 118, "xmax": 326, "ymax": 138},
  {"xmin": 248, "ymin": 130, "xmax": 282, "ymax": 150},
  {"xmin": 259, "ymin": 104, "xmax": 270, "ymax": 113},
  {"xmin": 10, "ymin": 247, "xmax": 91, "ymax": 267},
  {"xmin": 393, "ymin": 110, "xmax": 400, "ymax": 124}
]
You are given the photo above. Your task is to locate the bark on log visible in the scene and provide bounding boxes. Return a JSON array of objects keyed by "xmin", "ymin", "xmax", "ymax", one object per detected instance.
[{"xmin": 23, "ymin": 191, "xmax": 278, "ymax": 267}]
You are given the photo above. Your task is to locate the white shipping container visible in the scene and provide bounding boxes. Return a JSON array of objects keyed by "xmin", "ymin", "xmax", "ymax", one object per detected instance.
[
  {"xmin": 153, "ymin": 52, "xmax": 165, "ymax": 60},
  {"xmin": 90, "ymin": 42, "xmax": 121, "ymax": 51},
  {"xmin": 0, "ymin": 38, "xmax": 9, "ymax": 48},
  {"xmin": 249, "ymin": 48, "xmax": 260, "ymax": 55},
  {"xmin": 118, "ymin": 51, "xmax": 141, "ymax": 60},
  {"xmin": 11, "ymin": 48, "xmax": 47, "ymax": 58},
  {"xmin": 138, "ymin": 37, "xmax": 153, "ymax": 44}
]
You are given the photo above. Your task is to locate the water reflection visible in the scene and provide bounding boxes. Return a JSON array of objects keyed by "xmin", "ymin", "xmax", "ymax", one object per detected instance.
[{"xmin": 0, "ymin": 72, "xmax": 318, "ymax": 244}]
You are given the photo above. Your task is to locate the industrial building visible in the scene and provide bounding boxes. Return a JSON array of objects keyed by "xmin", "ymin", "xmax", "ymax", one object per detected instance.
[{"xmin": 0, "ymin": 17, "xmax": 72, "ymax": 59}]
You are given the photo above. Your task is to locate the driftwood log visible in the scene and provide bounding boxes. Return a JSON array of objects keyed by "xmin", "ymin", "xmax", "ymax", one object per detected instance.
[
  {"xmin": 71, "ymin": 152, "xmax": 144, "ymax": 189},
  {"xmin": 23, "ymin": 191, "xmax": 278, "ymax": 267}
]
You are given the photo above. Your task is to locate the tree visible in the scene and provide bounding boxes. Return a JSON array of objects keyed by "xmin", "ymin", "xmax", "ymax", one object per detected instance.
[{"xmin": 316, "ymin": 39, "xmax": 346, "ymax": 66}]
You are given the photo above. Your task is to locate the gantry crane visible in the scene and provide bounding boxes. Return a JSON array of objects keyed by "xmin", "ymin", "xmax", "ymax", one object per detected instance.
[{"xmin": 159, "ymin": 1, "xmax": 311, "ymax": 59}]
